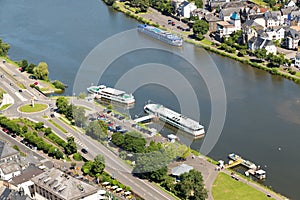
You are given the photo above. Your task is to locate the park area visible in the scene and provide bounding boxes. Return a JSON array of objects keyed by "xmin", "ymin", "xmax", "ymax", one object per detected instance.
[{"xmin": 212, "ymin": 172, "xmax": 273, "ymax": 200}]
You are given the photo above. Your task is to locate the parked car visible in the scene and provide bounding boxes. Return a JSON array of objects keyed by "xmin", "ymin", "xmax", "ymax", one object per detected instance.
[
  {"xmin": 50, "ymin": 114, "xmax": 55, "ymax": 118},
  {"xmin": 11, "ymin": 134, "xmax": 17, "ymax": 138},
  {"xmin": 167, "ymin": 19, "xmax": 172, "ymax": 24},
  {"xmin": 118, "ymin": 116, "xmax": 125, "ymax": 120}
]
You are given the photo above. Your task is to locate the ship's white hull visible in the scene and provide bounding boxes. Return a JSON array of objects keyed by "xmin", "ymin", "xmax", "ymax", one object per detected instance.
[
  {"xmin": 144, "ymin": 105, "xmax": 205, "ymax": 137},
  {"xmin": 138, "ymin": 27, "xmax": 183, "ymax": 46}
]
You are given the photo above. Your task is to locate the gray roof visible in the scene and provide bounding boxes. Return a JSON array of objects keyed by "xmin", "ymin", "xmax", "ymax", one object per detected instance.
[
  {"xmin": 0, "ymin": 162, "xmax": 21, "ymax": 175},
  {"xmin": 249, "ymin": 13, "xmax": 265, "ymax": 20},
  {"xmin": 221, "ymin": 1, "xmax": 249, "ymax": 9},
  {"xmin": 11, "ymin": 164, "xmax": 44, "ymax": 185},
  {"xmin": 205, "ymin": 14, "xmax": 221, "ymax": 22},
  {"xmin": 265, "ymin": 11, "xmax": 281, "ymax": 20},
  {"xmin": 0, "ymin": 187, "xmax": 31, "ymax": 200},
  {"xmin": 285, "ymin": 28, "xmax": 300, "ymax": 39},
  {"xmin": 242, "ymin": 19, "xmax": 261, "ymax": 28},
  {"xmin": 0, "ymin": 141, "xmax": 19, "ymax": 159},
  {"xmin": 171, "ymin": 164, "xmax": 194, "ymax": 176},
  {"xmin": 290, "ymin": 10, "xmax": 300, "ymax": 18},
  {"xmin": 281, "ymin": 7, "xmax": 298, "ymax": 15},
  {"xmin": 220, "ymin": 7, "xmax": 241, "ymax": 17},
  {"xmin": 295, "ymin": 52, "xmax": 300, "ymax": 59},
  {"xmin": 32, "ymin": 168, "xmax": 98, "ymax": 200},
  {"xmin": 249, "ymin": 36, "xmax": 275, "ymax": 48}
]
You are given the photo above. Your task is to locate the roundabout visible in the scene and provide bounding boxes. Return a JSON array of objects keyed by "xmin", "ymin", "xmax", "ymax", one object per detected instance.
[{"xmin": 18, "ymin": 103, "xmax": 49, "ymax": 113}]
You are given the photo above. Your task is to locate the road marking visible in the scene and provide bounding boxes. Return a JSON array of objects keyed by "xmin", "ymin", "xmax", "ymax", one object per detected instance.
[{"xmin": 14, "ymin": 92, "xmax": 27, "ymax": 101}]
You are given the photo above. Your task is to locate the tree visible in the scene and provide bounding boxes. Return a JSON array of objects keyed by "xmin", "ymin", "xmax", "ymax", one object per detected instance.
[
  {"xmin": 111, "ymin": 132, "xmax": 125, "ymax": 147},
  {"xmin": 161, "ymin": 176, "xmax": 176, "ymax": 193},
  {"xmin": 194, "ymin": 0, "xmax": 203, "ymax": 8},
  {"xmin": 65, "ymin": 137, "xmax": 77, "ymax": 155},
  {"xmin": 92, "ymin": 154, "xmax": 105, "ymax": 175},
  {"xmin": 82, "ymin": 160, "xmax": 93, "ymax": 174},
  {"xmin": 19, "ymin": 59, "xmax": 28, "ymax": 71},
  {"xmin": 254, "ymin": 49, "xmax": 267, "ymax": 60},
  {"xmin": 175, "ymin": 169, "xmax": 207, "ymax": 200},
  {"xmin": 123, "ymin": 131, "xmax": 146, "ymax": 153},
  {"xmin": 27, "ymin": 63, "xmax": 36, "ymax": 74},
  {"xmin": 0, "ymin": 39, "xmax": 10, "ymax": 56},
  {"xmin": 86, "ymin": 121, "xmax": 108, "ymax": 141},
  {"xmin": 52, "ymin": 80, "xmax": 65, "ymax": 90},
  {"xmin": 72, "ymin": 106, "xmax": 87, "ymax": 127},
  {"xmin": 33, "ymin": 62, "xmax": 49, "ymax": 81},
  {"xmin": 193, "ymin": 20, "xmax": 209, "ymax": 39},
  {"xmin": 56, "ymin": 97, "xmax": 69, "ymax": 113},
  {"xmin": 133, "ymin": 150, "xmax": 169, "ymax": 182}
]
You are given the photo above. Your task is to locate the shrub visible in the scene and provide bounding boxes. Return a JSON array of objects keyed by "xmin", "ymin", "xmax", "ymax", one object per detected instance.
[
  {"xmin": 52, "ymin": 80, "xmax": 65, "ymax": 90},
  {"xmin": 73, "ymin": 152, "xmax": 83, "ymax": 161}
]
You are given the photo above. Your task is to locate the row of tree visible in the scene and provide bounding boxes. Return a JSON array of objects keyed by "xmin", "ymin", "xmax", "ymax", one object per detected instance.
[
  {"xmin": 56, "ymin": 97, "xmax": 86, "ymax": 124},
  {"xmin": 81, "ymin": 154, "xmax": 105, "ymax": 177},
  {"xmin": 110, "ymin": 131, "xmax": 207, "ymax": 199}
]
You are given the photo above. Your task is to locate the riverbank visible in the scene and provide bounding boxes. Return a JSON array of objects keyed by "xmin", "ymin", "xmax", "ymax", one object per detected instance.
[
  {"xmin": 111, "ymin": 2, "xmax": 300, "ymax": 85},
  {"xmin": 0, "ymin": 56, "xmax": 65, "ymax": 94}
]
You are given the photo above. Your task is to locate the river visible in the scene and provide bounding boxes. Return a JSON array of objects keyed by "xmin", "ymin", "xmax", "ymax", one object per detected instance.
[{"xmin": 1, "ymin": 0, "xmax": 300, "ymax": 198}]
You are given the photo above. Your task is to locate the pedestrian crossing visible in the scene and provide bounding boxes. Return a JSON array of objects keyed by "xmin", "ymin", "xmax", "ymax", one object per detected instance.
[{"xmin": 66, "ymin": 132, "xmax": 87, "ymax": 149}]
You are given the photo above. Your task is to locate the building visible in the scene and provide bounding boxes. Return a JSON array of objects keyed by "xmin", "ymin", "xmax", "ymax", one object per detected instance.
[
  {"xmin": 0, "ymin": 141, "xmax": 20, "ymax": 163},
  {"xmin": 176, "ymin": 1, "xmax": 197, "ymax": 18},
  {"xmin": 284, "ymin": 28, "xmax": 300, "ymax": 49},
  {"xmin": 11, "ymin": 164, "xmax": 44, "ymax": 199},
  {"xmin": 262, "ymin": 27, "xmax": 285, "ymax": 41},
  {"xmin": 31, "ymin": 168, "xmax": 99, "ymax": 200},
  {"xmin": 171, "ymin": 164, "xmax": 194, "ymax": 177},
  {"xmin": 0, "ymin": 162, "xmax": 21, "ymax": 181},
  {"xmin": 248, "ymin": 36, "xmax": 277, "ymax": 54},
  {"xmin": 171, "ymin": 0, "xmax": 185, "ymax": 10},
  {"xmin": 215, "ymin": 12, "xmax": 241, "ymax": 40},
  {"xmin": 265, "ymin": 11, "xmax": 283, "ymax": 27},
  {"xmin": 208, "ymin": 0, "xmax": 229, "ymax": 11},
  {"xmin": 205, "ymin": 14, "xmax": 222, "ymax": 32},
  {"xmin": 241, "ymin": 19, "xmax": 264, "ymax": 43},
  {"xmin": 219, "ymin": 7, "xmax": 241, "ymax": 21},
  {"xmin": 294, "ymin": 52, "xmax": 300, "ymax": 67},
  {"xmin": 0, "ymin": 186, "xmax": 31, "ymax": 200}
]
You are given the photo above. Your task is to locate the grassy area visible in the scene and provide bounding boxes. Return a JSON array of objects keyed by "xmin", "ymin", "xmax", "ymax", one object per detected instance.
[
  {"xmin": 78, "ymin": 105, "xmax": 91, "ymax": 111},
  {"xmin": 212, "ymin": 172, "xmax": 273, "ymax": 200},
  {"xmin": 201, "ymin": 38, "xmax": 213, "ymax": 46},
  {"xmin": 48, "ymin": 119, "xmax": 68, "ymax": 133},
  {"xmin": 19, "ymin": 103, "xmax": 48, "ymax": 113},
  {"xmin": 249, "ymin": 0, "xmax": 268, "ymax": 6},
  {"xmin": 0, "ymin": 103, "xmax": 12, "ymax": 111},
  {"xmin": 58, "ymin": 116, "xmax": 78, "ymax": 132}
]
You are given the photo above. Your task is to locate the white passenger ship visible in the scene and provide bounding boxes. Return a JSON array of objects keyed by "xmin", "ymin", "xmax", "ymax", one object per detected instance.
[
  {"xmin": 144, "ymin": 103, "xmax": 205, "ymax": 137},
  {"xmin": 87, "ymin": 85, "xmax": 135, "ymax": 105},
  {"xmin": 137, "ymin": 24, "xmax": 183, "ymax": 46}
]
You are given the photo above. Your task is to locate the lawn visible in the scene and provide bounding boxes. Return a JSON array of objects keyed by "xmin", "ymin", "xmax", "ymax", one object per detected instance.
[
  {"xmin": 0, "ymin": 103, "xmax": 12, "ymax": 111},
  {"xmin": 19, "ymin": 103, "xmax": 48, "ymax": 113},
  {"xmin": 48, "ymin": 119, "xmax": 67, "ymax": 133},
  {"xmin": 212, "ymin": 172, "xmax": 273, "ymax": 200}
]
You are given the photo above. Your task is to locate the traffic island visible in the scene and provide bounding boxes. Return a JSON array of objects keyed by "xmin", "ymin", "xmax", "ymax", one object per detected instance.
[{"xmin": 19, "ymin": 103, "xmax": 48, "ymax": 113}]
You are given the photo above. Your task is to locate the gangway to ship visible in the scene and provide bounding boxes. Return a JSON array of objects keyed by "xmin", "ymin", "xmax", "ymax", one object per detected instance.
[
  {"xmin": 134, "ymin": 114, "xmax": 155, "ymax": 123},
  {"xmin": 225, "ymin": 159, "xmax": 243, "ymax": 169}
]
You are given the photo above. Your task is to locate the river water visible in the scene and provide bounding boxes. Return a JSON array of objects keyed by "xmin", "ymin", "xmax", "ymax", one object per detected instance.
[{"xmin": 1, "ymin": 0, "xmax": 300, "ymax": 198}]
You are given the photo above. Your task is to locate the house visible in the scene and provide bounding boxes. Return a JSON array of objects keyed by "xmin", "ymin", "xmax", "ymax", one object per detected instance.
[
  {"xmin": 294, "ymin": 52, "xmax": 300, "ymax": 67},
  {"xmin": 171, "ymin": 164, "xmax": 194, "ymax": 177},
  {"xmin": 0, "ymin": 141, "xmax": 20, "ymax": 163},
  {"xmin": 205, "ymin": 14, "xmax": 222, "ymax": 32},
  {"xmin": 177, "ymin": 1, "xmax": 197, "ymax": 18},
  {"xmin": 31, "ymin": 168, "xmax": 99, "ymax": 200},
  {"xmin": 11, "ymin": 164, "xmax": 44, "ymax": 199},
  {"xmin": 0, "ymin": 162, "xmax": 21, "ymax": 181},
  {"xmin": 285, "ymin": 0, "xmax": 297, "ymax": 7},
  {"xmin": 191, "ymin": 8, "xmax": 210, "ymax": 20},
  {"xmin": 284, "ymin": 28, "xmax": 300, "ymax": 49},
  {"xmin": 241, "ymin": 19, "xmax": 264, "ymax": 42},
  {"xmin": 248, "ymin": 36, "xmax": 277, "ymax": 54},
  {"xmin": 0, "ymin": 187, "xmax": 31, "ymax": 200},
  {"xmin": 219, "ymin": 7, "xmax": 241, "ymax": 21},
  {"xmin": 265, "ymin": 11, "xmax": 283, "ymax": 27},
  {"xmin": 249, "ymin": 14, "xmax": 266, "ymax": 28},
  {"xmin": 281, "ymin": 7, "xmax": 299, "ymax": 25},
  {"xmin": 216, "ymin": 21, "xmax": 236, "ymax": 40},
  {"xmin": 208, "ymin": 0, "xmax": 229, "ymax": 11},
  {"xmin": 171, "ymin": 0, "xmax": 185, "ymax": 10},
  {"xmin": 262, "ymin": 27, "xmax": 285, "ymax": 41}
]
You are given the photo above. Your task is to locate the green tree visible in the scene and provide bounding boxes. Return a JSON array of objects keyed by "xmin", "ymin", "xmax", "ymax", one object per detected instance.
[
  {"xmin": 27, "ymin": 63, "xmax": 36, "ymax": 74},
  {"xmin": 82, "ymin": 160, "xmax": 93, "ymax": 174},
  {"xmin": 193, "ymin": 20, "xmax": 209, "ymax": 39},
  {"xmin": 19, "ymin": 59, "xmax": 28, "ymax": 71},
  {"xmin": 52, "ymin": 80, "xmax": 65, "ymax": 90},
  {"xmin": 86, "ymin": 121, "xmax": 108, "ymax": 141},
  {"xmin": 65, "ymin": 137, "xmax": 77, "ymax": 155},
  {"xmin": 111, "ymin": 132, "xmax": 125, "ymax": 147},
  {"xmin": 0, "ymin": 39, "xmax": 10, "ymax": 56},
  {"xmin": 92, "ymin": 154, "xmax": 105, "ymax": 175},
  {"xmin": 175, "ymin": 169, "xmax": 207, "ymax": 200},
  {"xmin": 33, "ymin": 62, "xmax": 49, "ymax": 81},
  {"xmin": 133, "ymin": 150, "xmax": 169, "ymax": 182},
  {"xmin": 123, "ymin": 131, "xmax": 146, "ymax": 153},
  {"xmin": 194, "ymin": 0, "xmax": 203, "ymax": 8},
  {"xmin": 161, "ymin": 176, "xmax": 176, "ymax": 193},
  {"xmin": 72, "ymin": 106, "xmax": 87, "ymax": 127},
  {"xmin": 56, "ymin": 97, "xmax": 69, "ymax": 113}
]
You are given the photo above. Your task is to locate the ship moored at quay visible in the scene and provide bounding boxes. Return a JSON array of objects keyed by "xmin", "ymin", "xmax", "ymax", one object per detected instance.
[
  {"xmin": 87, "ymin": 85, "xmax": 135, "ymax": 105},
  {"xmin": 137, "ymin": 24, "xmax": 183, "ymax": 46},
  {"xmin": 144, "ymin": 103, "xmax": 205, "ymax": 137}
]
